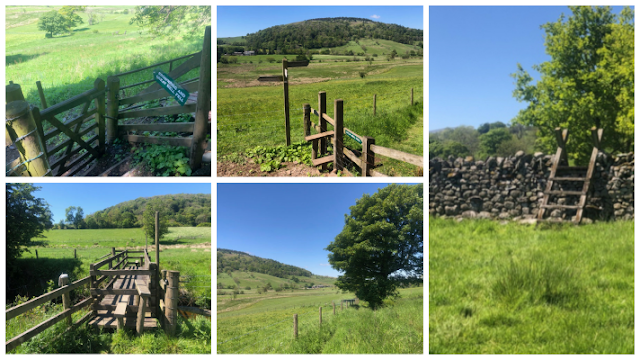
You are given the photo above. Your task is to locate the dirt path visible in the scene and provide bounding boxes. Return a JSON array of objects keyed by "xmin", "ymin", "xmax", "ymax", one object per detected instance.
[{"xmin": 217, "ymin": 158, "xmax": 352, "ymax": 177}]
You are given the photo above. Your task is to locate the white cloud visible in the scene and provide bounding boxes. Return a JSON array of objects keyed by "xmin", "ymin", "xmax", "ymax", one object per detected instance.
[{"xmin": 371, "ymin": 15, "xmax": 381, "ymax": 19}]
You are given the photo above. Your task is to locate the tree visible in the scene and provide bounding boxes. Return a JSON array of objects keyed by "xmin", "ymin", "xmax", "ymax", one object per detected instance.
[
  {"xmin": 65, "ymin": 206, "xmax": 77, "ymax": 227},
  {"xmin": 512, "ymin": 6, "xmax": 634, "ymax": 162},
  {"xmin": 129, "ymin": 6, "xmax": 211, "ymax": 38},
  {"xmin": 429, "ymin": 140, "xmax": 470, "ymax": 159},
  {"xmin": 58, "ymin": 6, "xmax": 85, "ymax": 29},
  {"xmin": 142, "ymin": 199, "xmax": 170, "ymax": 241},
  {"xmin": 325, "ymin": 184, "xmax": 423, "ymax": 310},
  {"xmin": 479, "ymin": 128, "xmax": 512, "ymax": 157},
  {"xmin": 74, "ymin": 207, "xmax": 85, "ymax": 229},
  {"xmin": 6, "ymin": 184, "xmax": 53, "ymax": 266},
  {"xmin": 37, "ymin": 11, "xmax": 68, "ymax": 38}
]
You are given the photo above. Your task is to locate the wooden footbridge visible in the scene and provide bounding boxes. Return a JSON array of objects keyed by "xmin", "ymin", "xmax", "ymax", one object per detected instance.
[{"xmin": 6, "ymin": 214, "xmax": 182, "ymax": 352}]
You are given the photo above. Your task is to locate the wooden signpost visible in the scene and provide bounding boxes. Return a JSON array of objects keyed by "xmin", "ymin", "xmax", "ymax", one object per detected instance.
[
  {"xmin": 152, "ymin": 69, "xmax": 189, "ymax": 106},
  {"xmin": 257, "ymin": 58, "xmax": 309, "ymax": 146}
]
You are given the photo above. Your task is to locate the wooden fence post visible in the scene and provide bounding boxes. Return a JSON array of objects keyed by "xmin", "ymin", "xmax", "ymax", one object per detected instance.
[
  {"xmin": 319, "ymin": 307, "xmax": 322, "ymax": 326},
  {"xmin": 362, "ymin": 136, "xmax": 375, "ymax": 177},
  {"xmin": 155, "ymin": 212, "xmax": 160, "ymax": 266},
  {"xmin": 106, "ymin": 76, "xmax": 120, "ymax": 144},
  {"xmin": 36, "ymin": 81, "xmax": 48, "ymax": 109},
  {"xmin": 6, "ymin": 82, "xmax": 25, "ymax": 147},
  {"xmin": 334, "ymin": 99, "xmax": 343, "ymax": 172},
  {"xmin": 283, "ymin": 58, "xmax": 291, "ymax": 146},
  {"xmin": 94, "ymin": 78, "xmax": 106, "ymax": 154},
  {"xmin": 74, "ymin": 249, "xmax": 77, "ymax": 259},
  {"xmin": 373, "ymin": 94, "xmax": 376, "ymax": 116},
  {"xmin": 149, "ymin": 262, "xmax": 158, "ymax": 318},
  {"xmin": 59, "ymin": 274, "xmax": 72, "ymax": 326},
  {"xmin": 190, "ymin": 25, "xmax": 211, "ymax": 170},
  {"xmin": 136, "ymin": 296, "xmax": 147, "ymax": 334},
  {"xmin": 90, "ymin": 264, "xmax": 96, "ymax": 316},
  {"xmin": 6, "ymin": 101, "xmax": 51, "ymax": 176},
  {"xmin": 293, "ymin": 314, "xmax": 298, "ymax": 339},
  {"xmin": 303, "ymin": 103, "xmax": 310, "ymax": 137},
  {"xmin": 35, "ymin": 250, "xmax": 38, "ymax": 259},
  {"xmin": 318, "ymin": 91, "xmax": 327, "ymax": 171},
  {"xmin": 165, "ymin": 270, "xmax": 179, "ymax": 336},
  {"xmin": 411, "ymin": 87, "xmax": 414, "ymax": 106}
]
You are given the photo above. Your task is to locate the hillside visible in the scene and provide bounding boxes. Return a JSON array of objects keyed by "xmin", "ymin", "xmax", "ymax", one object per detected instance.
[
  {"xmin": 218, "ymin": 17, "xmax": 422, "ymax": 55},
  {"xmin": 82, "ymin": 193, "xmax": 211, "ymax": 229},
  {"xmin": 217, "ymin": 249, "xmax": 335, "ymax": 290}
]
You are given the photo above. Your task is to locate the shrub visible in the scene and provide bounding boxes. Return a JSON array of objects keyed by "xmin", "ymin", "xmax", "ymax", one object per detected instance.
[
  {"xmin": 196, "ymin": 222, "xmax": 211, "ymax": 227},
  {"xmin": 266, "ymin": 57, "xmax": 276, "ymax": 63},
  {"xmin": 359, "ymin": 71, "xmax": 366, "ymax": 79}
]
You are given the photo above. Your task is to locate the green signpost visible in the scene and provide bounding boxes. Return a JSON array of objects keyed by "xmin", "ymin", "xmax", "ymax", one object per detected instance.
[
  {"xmin": 153, "ymin": 69, "xmax": 189, "ymax": 106},
  {"xmin": 345, "ymin": 129, "xmax": 362, "ymax": 144}
]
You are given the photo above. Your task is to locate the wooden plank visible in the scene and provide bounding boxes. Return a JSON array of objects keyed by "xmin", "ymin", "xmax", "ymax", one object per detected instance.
[
  {"xmin": 538, "ymin": 145, "xmax": 564, "ymax": 221},
  {"xmin": 370, "ymin": 169, "xmax": 388, "ymax": 177},
  {"xmin": 257, "ymin": 75, "xmax": 283, "ymax": 82},
  {"xmin": 311, "ymin": 108, "xmax": 335, "ymax": 126},
  {"xmin": 64, "ymin": 154, "xmax": 97, "ymax": 177},
  {"xmin": 549, "ymin": 177, "xmax": 586, "ymax": 182},
  {"xmin": 118, "ymin": 123, "xmax": 194, "ymax": 133},
  {"xmin": 44, "ymin": 108, "xmax": 97, "ymax": 141},
  {"xmin": 544, "ymin": 191, "xmax": 584, "ymax": 196},
  {"xmin": 118, "ymin": 103, "xmax": 196, "ymax": 119},
  {"xmin": 312, "ymin": 155, "xmax": 333, "ymax": 167},
  {"xmin": 51, "ymin": 136, "xmax": 97, "ymax": 173},
  {"xmin": 44, "ymin": 115, "xmax": 100, "ymax": 158},
  {"xmin": 40, "ymin": 88, "xmax": 104, "ymax": 119},
  {"xmin": 343, "ymin": 146, "xmax": 363, "ymax": 168},
  {"xmin": 92, "ymin": 269, "xmax": 152, "ymax": 276},
  {"xmin": 119, "ymin": 81, "xmax": 200, "ymax": 105},
  {"xmin": 92, "ymin": 252, "xmax": 128, "ymax": 270},
  {"xmin": 123, "ymin": 135, "xmax": 192, "ymax": 147},
  {"xmin": 6, "ymin": 276, "xmax": 90, "ymax": 321},
  {"xmin": 6, "ymin": 297, "xmax": 93, "ymax": 352},
  {"xmin": 137, "ymin": 52, "xmax": 202, "ymax": 95},
  {"xmin": 556, "ymin": 166, "xmax": 588, "ymax": 171},
  {"xmin": 91, "ymin": 289, "xmax": 139, "ymax": 296},
  {"xmin": 370, "ymin": 144, "xmax": 423, "ymax": 168},
  {"xmin": 114, "ymin": 303, "xmax": 127, "ymax": 317},
  {"xmin": 135, "ymin": 279, "xmax": 151, "ymax": 297},
  {"xmin": 178, "ymin": 306, "xmax": 212, "ymax": 317},
  {"xmin": 541, "ymin": 204, "xmax": 580, "ymax": 209},
  {"xmin": 305, "ymin": 130, "xmax": 334, "ymax": 142}
]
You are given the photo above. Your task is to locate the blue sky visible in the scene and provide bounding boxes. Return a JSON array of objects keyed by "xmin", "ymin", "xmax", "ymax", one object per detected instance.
[
  {"xmin": 217, "ymin": 183, "xmax": 416, "ymax": 277},
  {"xmin": 28, "ymin": 183, "xmax": 211, "ymax": 224},
  {"xmin": 429, "ymin": 6, "xmax": 629, "ymax": 131},
  {"xmin": 217, "ymin": 6, "xmax": 423, "ymax": 38}
]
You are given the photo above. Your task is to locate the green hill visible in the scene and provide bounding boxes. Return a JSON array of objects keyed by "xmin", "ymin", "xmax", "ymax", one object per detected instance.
[
  {"xmin": 217, "ymin": 17, "xmax": 422, "ymax": 57},
  {"xmin": 82, "ymin": 193, "xmax": 211, "ymax": 229},
  {"xmin": 217, "ymin": 249, "xmax": 335, "ymax": 290}
]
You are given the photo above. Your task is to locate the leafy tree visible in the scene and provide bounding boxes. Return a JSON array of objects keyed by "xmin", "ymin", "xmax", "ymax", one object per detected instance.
[
  {"xmin": 74, "ymin": 207, "xmax": 85, "ymax": 229},
  {"xmin": 142, "ymin": 199, "xmax": 170, "ymax": 241},
  {"xmin": 58, "ymin": 6, "xmax": 85, "ymax": 29},
  {"xmin": 37, "ymin": 11, "xmax": 68, "ymax": 38},
  {"xmin": 512, "ymin": 6, "xmax": 634, "ymax": 162},
  {"xmin": 429, "ymin": 140, "xmax": 470, "ymax": 159},
  {"xmin": 65, "ymin": 206, "xmax": 77, "ymax": 227},
  {"xmin": 477, "ymin": 121, "xmax": 507, "ymax": 135},
  {"xmin": 6, "ymin": 184, "xmax": 53, "ymax": 266},
  {"xmin": 325, "ymin": 184, "xmax": 423, "ymax": 310},
  {"xmin": 479, "ymin": 128, "xmax": 512, "ymax": 157},
  {"xmin": 129, "ymin": 6, "xmax": 211, "ymax": 38}
]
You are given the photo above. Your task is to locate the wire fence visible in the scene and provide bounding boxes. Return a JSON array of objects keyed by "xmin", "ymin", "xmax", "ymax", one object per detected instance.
[{"xmin": 217, "ymin": 299, "xmax": 355, "ymax": 354}]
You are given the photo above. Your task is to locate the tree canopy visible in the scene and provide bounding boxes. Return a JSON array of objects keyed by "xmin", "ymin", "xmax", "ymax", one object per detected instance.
[
  {"xmin": 129, "ymin": 6, "xmax": 211, "ymax": 38},
  {"xmin": 142, "ymin": 199, "xmax": 170, "ymax": 241},
  {"xmin": 325, "ymin": 184, "xmax": 423, "ymax": 309},
  {"xmin": 512, "ymin": 6, "xmax": 634, "ymax": 162},
  {"xmin": 37, "ymin": 6, "xmax": 85, "ymax": 38},
  {"xmin": 217, "ymin": 249, "xmax": 314, "ymax": 279},
  {"xmin": 6, "ymin": 184, "xmax": 53, "ymax": 266}
]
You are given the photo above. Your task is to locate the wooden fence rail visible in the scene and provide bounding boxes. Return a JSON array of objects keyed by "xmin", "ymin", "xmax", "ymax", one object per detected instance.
[{"xmin": 303, "ymin": 92, "xmax": 423, "ymax": 176}]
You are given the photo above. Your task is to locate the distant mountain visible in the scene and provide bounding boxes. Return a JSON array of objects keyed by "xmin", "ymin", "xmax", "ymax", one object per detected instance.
[
  {"xmin": 219, "ymin": 17, "xmax": 422, "ymax": 53},
  {"xmin": 82, "ymin": 193, "xmax": 211, "ymax": 229}
]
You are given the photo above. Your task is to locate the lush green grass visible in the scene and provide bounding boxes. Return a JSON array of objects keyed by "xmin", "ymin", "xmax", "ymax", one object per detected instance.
[
  {"xmin": 6, "ymin": 6, "xmax": 203, "ymax": 110},
  {"xmin": 217, "ymin": 287, "xmax": 422, "ymax": 354},
  {"xmin": 217, "ymin": 58, "xmax": 423, "ymax": 175},
  {"xmin": 429, "ymin": 217, "xmax": 634, "ymax": 354},
  {"xmin": 216, "ymin": 270, "xmax": 335, "ymax": 291}
]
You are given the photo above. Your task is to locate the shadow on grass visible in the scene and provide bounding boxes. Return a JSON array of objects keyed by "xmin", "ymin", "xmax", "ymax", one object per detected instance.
[
  {"xmin": 7, "ymin": 257, "xmax": 83, "ymax": 305},
  {"xmin": 6, "ymin": 52, "xmax": 49, "ymax": 65}
]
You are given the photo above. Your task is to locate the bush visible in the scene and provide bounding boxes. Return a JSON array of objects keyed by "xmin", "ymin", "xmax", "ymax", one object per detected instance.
[
  {"xmin": 196, "ymin": 222, "xmax": 211, "ymax": 227},
  {"xmin": 359, "ymin": 71, "xmax": 366, "ymax": 79},
  {"xmin": 266, "ymin": 57, "xmax": 276, "ymax": 63}
]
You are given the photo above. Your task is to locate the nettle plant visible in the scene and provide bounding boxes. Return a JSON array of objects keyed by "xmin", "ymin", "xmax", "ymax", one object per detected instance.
[
  {"xmin": 246, "ymin": 142, "xmax": 312, "ymax": 172},
  {"xmin": 134, "ymin": 144, "xmax": 192, "ymax": 176}
]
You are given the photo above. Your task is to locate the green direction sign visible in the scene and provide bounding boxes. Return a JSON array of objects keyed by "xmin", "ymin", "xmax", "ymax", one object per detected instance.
[
  {"xmin": 345, "ymin": 129, "xmax": 362, "ymax": 144},
  {"xmin": 153, "ymin": 69, "xmax": 189, "ymax": 106}
]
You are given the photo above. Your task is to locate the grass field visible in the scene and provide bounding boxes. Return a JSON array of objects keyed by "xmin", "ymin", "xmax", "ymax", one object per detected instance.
[
  {"xmin": 429, "ymin": 217, "xmax": 634, "ymax": 354},
  {"xmin": 217, "ymin": 56, "xmax": 423, "ymax": 176},
  {"xmin": 6, "ymin": 226, "xmax": 211, "ymax": 354},
  {"xmin": 6, "ymin": 6, "xmax": 203, "ymax": 110},
  {"xmin": 217, "ymin": 287, "xmax": 422, "ymax": 354}
]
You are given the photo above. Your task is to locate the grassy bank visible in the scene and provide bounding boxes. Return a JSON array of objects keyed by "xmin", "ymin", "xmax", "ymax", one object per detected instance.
[
  {"xmin": 429, "ymin": 217, "xmax": 634, "ymax": 354},
  {"xmin": 217, "ymin": 287, "xmax": 422, "ymax": 354}
]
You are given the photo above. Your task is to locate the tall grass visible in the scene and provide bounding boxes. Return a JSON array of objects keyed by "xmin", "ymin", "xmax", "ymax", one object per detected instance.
[{"xmin": 429, "ymin": 217, "xmax": 634, "ymax": 354}]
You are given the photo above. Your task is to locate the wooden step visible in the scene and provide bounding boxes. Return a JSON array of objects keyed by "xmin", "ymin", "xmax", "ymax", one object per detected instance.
[
  {"xmin": 312, "ymin": 155, "xmax": 333, "ymax": 167},
  {"xmin": 305, "ymin": 130, "xmax": 334, "ymax": 142},
  {"xmin": 549, "ymin": 177, "xmax": 586, "ymax": 182},
  {"xmin": 544, "ymin": 191, "xmax": 584, "ymax": 196},
  {"xmin": 541, "ymin": 204, "xmax": 581, "ymax": 210},
  {"xmin": 88, "ymin": 314, "xmax": 158, "ymax": 330},
  {"xmin": 556, "ymin": 166, "xmax": 588, "ymax": 171}
]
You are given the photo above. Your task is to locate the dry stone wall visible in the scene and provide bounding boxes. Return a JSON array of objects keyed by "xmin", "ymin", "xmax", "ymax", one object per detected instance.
[{"xmin": 428, "ymin": 151, "xmax": 634, "ymax": 223}]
